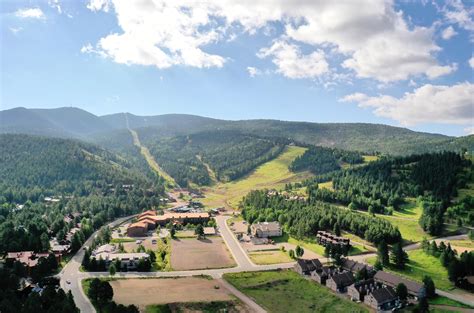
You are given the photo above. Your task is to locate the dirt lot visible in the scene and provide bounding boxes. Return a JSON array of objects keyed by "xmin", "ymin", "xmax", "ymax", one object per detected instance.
[
  {"xmin": 111, "ymin": 277, "xmax": 233, "ymax": 310},
  {"xmin": 122, "ymin": 237, "xmax": 159, "ymax": 252},
  {"xmin": 171, "ymin": 237, "xmax": 236, "ymax": 270}
]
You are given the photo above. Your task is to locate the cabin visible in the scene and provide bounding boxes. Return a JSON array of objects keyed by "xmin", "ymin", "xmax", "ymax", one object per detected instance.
[
  {"xmin": 294, "ymin": 258, "xmax": 323, "ymax": 275},
  {"xmin": 326, "ymin": 271, "xmax": 355, "ymax": 292},
  {"xmin": 364, "ymin": 286, "xmax": 399, "ymax": 311},
  {"xmin": 374, "ymin": 271, "xmax": 425, "ymax": 299},
  {"xmin": 250, "ymin": 222, "xmax": 282, "ymax": 238},
  {"xmin": 310, "ymin": 266, "xmax": 340, "ymax": 284}
]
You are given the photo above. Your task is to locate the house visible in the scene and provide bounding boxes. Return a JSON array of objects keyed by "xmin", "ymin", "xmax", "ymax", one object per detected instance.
[
  {"xmin": 250, "ymin": 237, "xmax": 269, "ymax": 245},
  {"xmin": 364, "ymin": 286, "xmax": 399, "ymax": 311},
  {"xmin": 326, "ymin": 271, "xmax": 355, "ymax": 292},
  {"xmin": 316, "ymin": 231, "xmax": 351, "ymax": 249},
  {"xmin": 310, "ymin": 266, "xmax": 341, "ymax": 284},
  {"xmin": 341, "ymin": 258, "xmax": 374, "ymax": 275},
  {"xmin": 347, "ymin": 278, "xmax": 381, "ymax": 301},
  {"xmin": 250, "ymin": 222, "xmax": 282, "ymax": 238},
  {"xmin": 374, "ymin": 271, "xmax": 425, "ymax": 299},
  {"xmin": 294, "ymin": 258, "xmax": 323, "ymax": 275},
  {"xmin": 127, "ymin": 222, "xmax": 148, "ymax": 237},
  {"xmin": 6, "ymin": 251, "xmax": 61, "ymax": 273},
  {"xmin": 92, "ymin": 244, "xmax": 116, "ymax": 257},
  {"xmin": 92, "ymin": 252, "xmax": 149, "ymax": 270}
]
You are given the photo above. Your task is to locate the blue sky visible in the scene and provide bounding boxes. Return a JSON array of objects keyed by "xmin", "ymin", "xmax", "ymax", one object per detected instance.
[{"xmin": 1, "ymin": 0, "xmax": 473, "ymax": 136}]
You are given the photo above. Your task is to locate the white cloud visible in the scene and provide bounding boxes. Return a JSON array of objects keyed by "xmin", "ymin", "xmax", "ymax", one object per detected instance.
[
  {"xmin": 48, "ymin": 0, "xmax": 62, "ymax": 14},
  {"xmin": 441, "ymin": 26, "xmax": 458, "ymax": 39},
  {"xmin": 246, "ymin": 66, "xmax": 261, "ymax": 77},
  {"xmin": 80, "ymin": 43, "xmax": 107, "ymax": 58},
  {"xmin": 258, "ymin": 40, "xmax": 329, "ymax": 79},
  {"xmin": 84, "ymin": 0, "xmax": 454, "ymax": 82},
  {"xmin": 341, "ymin": 82, "xmax": 474, "ymax": 126},
  {"xmin": 441, "ymin": 0, "xmax": 474, "ymax": 32},
  {"xmin": 15, "ymin": 8, "xmax": 45, "ymax": 19},
  {"xmin": 469, "ymin": 56, "xmax": 474, "ymax": 69},
  {"xmin": 465, "ymin": 126, "xmax": 474, "ymax": 135},
  {"xmin": 9, "ymin": 27, "xmax": 23, "ymax": 34}
]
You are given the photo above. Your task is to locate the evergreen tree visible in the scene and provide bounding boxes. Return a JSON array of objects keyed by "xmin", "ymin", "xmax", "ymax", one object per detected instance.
[
  {"xmin": 422, "ymin": 276, "xmax": 436, "ymax": 299},
  {"xmin": 390, "ymin": 242, "xmax": 408, "ymax": 269},
  {"xmin": 377, "ymin": 241, "xmax": 390, "ymax": 266},
  {"xmin": 396, "ymin": 283, "xmax": 408, "ymax": 301}
]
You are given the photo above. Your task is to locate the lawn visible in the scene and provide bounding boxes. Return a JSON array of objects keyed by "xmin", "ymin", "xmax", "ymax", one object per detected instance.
[
  {"xmin": 248, "ymin": 250, "xmax": 293, "ymax": 265},
  {"xmin": 223, "ymin": 270, "xmax": 368, "ymax": 313},
  {"xmin": 200, "ymin": 146, "xmax": 312, "ymax": 209},
  {"xmin": 146, "ymin": 301, "xmax": 243, "ymax": 313},
  {"xmin": 367, "ymin": 249, "xmax": 454, "ymax": 291},
  {"xmin": 448, "ymin": 239, "xmax": 474, "ymax": 249},
  {"xmin": 363, "ymin": 155, "xmax": 378, "ymax": 162},
  {"xmin": 429, "ymin": 295, "xmax": 473, "ymax": 309}
]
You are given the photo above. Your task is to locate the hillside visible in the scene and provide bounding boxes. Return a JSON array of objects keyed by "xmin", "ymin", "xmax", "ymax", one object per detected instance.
[
  {"xmin": 1, "ymin": 107, "xmax": 472, "ymax": 156},
  {"xmin": 0, "ymin": 134, "xmax": 150, "ymax": 200}
]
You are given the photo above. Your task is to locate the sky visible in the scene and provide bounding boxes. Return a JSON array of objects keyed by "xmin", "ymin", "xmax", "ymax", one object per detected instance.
[{"xmin": 0, "ymin": 0, "xmax": 473, "ymax": 136}]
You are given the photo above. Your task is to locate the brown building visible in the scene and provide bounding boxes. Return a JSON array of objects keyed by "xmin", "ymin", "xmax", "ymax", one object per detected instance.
[
  {"xmin": 326, "ymin": 271, "xmax": 355, "ymax": 293},
  {"xmin": 341, "ymin": 258, "xmax": 374, "ymax": 275},
  {"xmin": 126, "ymin": 221, "xmax": 148, "ymax": 237},
  {"xmin": 250, "ymin": 222, "xmax": 282, "ymax": 238},
  {"xmin": 364, "ymin": 286, "xmax": 399, "ymax": 311},
  {"xmin": 316, "ymin": 230, "xmax": 351, "ymax": 249}
]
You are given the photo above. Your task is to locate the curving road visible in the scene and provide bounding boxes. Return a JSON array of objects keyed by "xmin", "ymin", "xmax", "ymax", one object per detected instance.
[
  {"xmin": 60, "ymin": 215, "xmax": 474, "ymax": 312},
  {"xmin": 59, "ymin": 215, "xmax": 294, "ymax": 312}
]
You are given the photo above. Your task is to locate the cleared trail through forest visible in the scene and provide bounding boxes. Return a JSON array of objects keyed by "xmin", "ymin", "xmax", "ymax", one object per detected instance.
[{"xmin": 125, "ymin": 114, "xmax": 176, "ymax": 186}]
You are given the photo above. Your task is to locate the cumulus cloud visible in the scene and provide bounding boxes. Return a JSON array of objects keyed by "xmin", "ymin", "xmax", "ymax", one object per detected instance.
[
  {"xmin": 15, "ymin": 8, "xmax": 45, "ymax": 19},
  {"xmin": 469, "ymin": 56, "xmax": 474, "ymax": 69},
  {"xmin": 258, "ymin": 41, "xmax": 328, "ymax": 79},
  {"xmin": 465, "ymin": 126, "xmax": 474, "ymax": 135},
  {"xmin": 441, "ymin": 26, "xmax": 458, "ymax": 39},
  {"xmin": 441, "ymin": 0, "xmax": 474, "ymax": 32},
  {"xmin": 84, "ymin": 0, "xmax": 454, "ymax": 82},
  {"xmin": 48, "ymin": 0, "xmax": 62, "ymax": 14},
  {"xmin": 341, "ymin": 82, "xmax": 474, "ymax": 126}
]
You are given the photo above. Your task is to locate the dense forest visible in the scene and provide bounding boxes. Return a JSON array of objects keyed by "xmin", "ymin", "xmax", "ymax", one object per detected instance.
[
  {"xmin": 290, "ymin": 146, "xmax": 364, "ymax": 174},
  {"xmin": 241, "ymin": 190, "xmax": 401, "ymax": 245},
  {"xmin": 306, "ymin": 152, "xmax": 468, "ymax": 223},
  {"xmin": 0, "ymin": 134, "xmax": 164, "ymax": 203},
  {"xmin": 143, "ymin": 130, "xmax": 286, "ymax": 186}
]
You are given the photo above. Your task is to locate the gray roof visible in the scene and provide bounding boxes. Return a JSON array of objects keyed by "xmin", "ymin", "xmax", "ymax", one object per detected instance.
[
  {"xmin": 297, "ymin": 258, "xmax": 322, "ymax": 272},
  {"xmin": 252, "ymin": 222, "xmax": 281, "ymax": 232},
  {"xmin": 374, "ymin": 271, "xmax": 424, "ymax": 294},
  {"xmin": 370, "ymin": 286, "xmax": 398, "ymax": 303},
  {"xmin": 330, "ymin": 272, "xmax": 355, "ymax": 286}
]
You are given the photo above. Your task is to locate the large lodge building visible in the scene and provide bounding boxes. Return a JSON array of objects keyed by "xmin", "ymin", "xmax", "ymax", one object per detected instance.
[{"xmin": 127, "ymin": 210, "xmax": 210, "ymax": 237}]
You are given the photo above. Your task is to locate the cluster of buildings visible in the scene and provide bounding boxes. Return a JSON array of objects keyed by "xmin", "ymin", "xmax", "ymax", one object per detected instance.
[
  {"xmin": 127, "ymin": 210, "xmax": 210, "ymax": 237},
  {"xmin": 6, "ymin": 251, "xmax": 61, "ymax": 274},
  {"xmin": 316, "ymin": 230, "xmax": 351, "ymax": 249},
  {"xmin": 91, "ymin": 244, "xmax": 149, "ymax": 270},
  {"xmin": 295, "ymin": 258, "xmax": 425, "ymax": 311}
]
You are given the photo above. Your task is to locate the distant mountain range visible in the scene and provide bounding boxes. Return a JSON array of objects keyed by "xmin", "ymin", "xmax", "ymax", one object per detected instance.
[{"xmin": 1, "ymin": 106, "xmax": 472, "ymax": 155}]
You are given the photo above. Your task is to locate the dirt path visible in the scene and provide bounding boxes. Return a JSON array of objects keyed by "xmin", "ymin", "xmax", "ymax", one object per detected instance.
[{"xmin": 196, "ymin": 154, "xmax": 218, "ymax": 184}]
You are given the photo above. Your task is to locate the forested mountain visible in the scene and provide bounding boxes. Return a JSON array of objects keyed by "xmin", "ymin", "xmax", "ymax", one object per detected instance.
[
  {"xmin": 1, "ymin": 107, "xmax": 472, "ymax": 156},
  {"xmin": 141, "ymin": 130, "xmax": 286, "ymax": 186},
  {"xmin": 0, "ymin": 134, "xmax": 157, "ymax": 203}
]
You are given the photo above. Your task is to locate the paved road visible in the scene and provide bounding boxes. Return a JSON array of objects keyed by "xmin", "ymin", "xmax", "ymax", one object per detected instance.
[
  {"xmin": 60, "ymin": 214, "xmax": 473, "ymax": 312},
  {"xmin": 60, "ymin": 215, "xmax": 294, "ymax": 312}
]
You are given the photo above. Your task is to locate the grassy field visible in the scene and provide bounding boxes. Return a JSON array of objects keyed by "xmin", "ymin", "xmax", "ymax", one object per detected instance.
[
  {"xmin": 367, "ymin": 249, "xmax": 453, "ymax": 291},
  {"xmin": 146, "ymin": 301, "xmax": 244, "ymax": 313},
  {"xmin": 362, "ymin": 155, "xmax": 378, "ymax": 162},
  {"xmin": 200, "ymin": 146, "xmax": 312, "ymax": 209},
  {"xmin": 392, "ymin": 198, "xmax": 423, "ymax": 219},
  {"xmin": 223, "ymin": 270, "xmax": 368, "ymax": 313},
  {"xmin": 318, "ymin": 181, "xmax": 334, "ymax": 191},
  {"xmin": 449, "ymin": 239, "xmax": 474, "ymax": 249},
  {"xmin": 274, "ymin": 233, "xmax": 370, "ymax": 256},
  {"xmin": 248, "ymin": 250, "xmax": 293, "ymax": 265},
  {"xmin": 429, "ymin": 295, "xmax": 473, "ymax": 309}
]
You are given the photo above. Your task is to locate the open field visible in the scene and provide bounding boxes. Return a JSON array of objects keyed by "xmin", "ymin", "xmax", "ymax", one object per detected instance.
[
  {"xmin": 199, "ymin": 146, "xmax": 312, "ymax": 209},
  {"xmin": 109, "ymin": 277, "xmax": 233, "ymax": 310},
  {"xmin": 248, "ymin": 250, "xmax": 293, "ymax": 265},
  {"xmin": 429, "ymin": 296, "xmax": 473, "ymax": 309},
  {"xmin": 367, "ymin": 249, "xmax": 453, "ymax": 291},
  {"xmin": 392, "ymin": 198, "xmax": 423, "ymax": 219},
  {"xmin": 224, "ymin": 270, "xmax": 368, "ymax": 313},
  {"xmin": 171, "ymin": 237, "xmax": 236, "ymax": 270},
  {"xmin": 363, "ymin": 155, "xmax": 378, "ymax": 162}
]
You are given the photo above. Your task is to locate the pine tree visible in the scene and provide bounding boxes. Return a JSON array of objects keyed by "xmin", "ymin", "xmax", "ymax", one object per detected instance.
[
  {"xmin": 377, "ymin": 241, "xmax": 390, "ymax": 266},
  {"xmin": 390, "ymin": 242, "xmax": 408, "ymax": 269}
]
